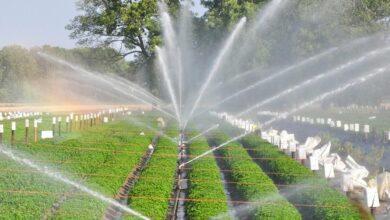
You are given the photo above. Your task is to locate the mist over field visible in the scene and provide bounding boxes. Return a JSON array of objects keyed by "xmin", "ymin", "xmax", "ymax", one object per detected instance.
[{"xmin": 0, "ymin": 0, "xmax": 389, "ymax": 219}]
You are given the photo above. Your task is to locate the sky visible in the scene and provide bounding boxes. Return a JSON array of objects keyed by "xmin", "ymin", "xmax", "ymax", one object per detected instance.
[{"xmin": 0, "ymin": 0, "xmax": 207, "ymax": 49}]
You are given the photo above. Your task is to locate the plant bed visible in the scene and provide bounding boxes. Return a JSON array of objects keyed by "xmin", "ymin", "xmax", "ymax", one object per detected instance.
[
  {"xmin": 240, "ymin": 133, "xmax": 366, "ymax": 220},
  {"xmin": 185, "ymin": 134, "xmax": 230, "ymax": 219},
  {"xmin": 0, "ymin": 117, "xmax": 157, "ymax": 219},
  {"xmin": 207, "ymin": 131, "xmax": 301, "ymax": 219},
  {"xmin": 126, "ymin": 124, "xmax": 179, "ymax": 219}
]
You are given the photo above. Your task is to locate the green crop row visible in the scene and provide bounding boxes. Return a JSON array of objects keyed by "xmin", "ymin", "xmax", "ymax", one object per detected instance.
[
  {"xmin": 240, "ymin": 134, "xmax": 365, "ymax": 220},
  {"xmin": 126, "ymin": 123, "xmax": 179, "ymax": 219},
  {"xmin": 0, "ymin": 113, "xmax": 157, "ymax": 219},
  {"xmin": 186, "ymin": 134, "xmax": 230, "ymax": 219},
  {"xmin": 208, "ymin": 131, "xmax": 302, "ymax": 220}
]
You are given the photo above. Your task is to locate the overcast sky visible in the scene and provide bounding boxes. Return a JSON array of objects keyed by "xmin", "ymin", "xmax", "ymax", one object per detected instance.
[{"xmin": 0, "ymin": 0, "xmax": 207, "ymax": 49}]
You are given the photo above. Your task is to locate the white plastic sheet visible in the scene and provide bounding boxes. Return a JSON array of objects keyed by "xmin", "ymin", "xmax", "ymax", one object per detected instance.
[
  {"xmin": 365, "ymin": 182, "xmax": 380, "ymax": 208},
  {"xmin": 309, "ymin": 156, "xmax": 319, "ymax": 171},
  {"xmin": 324, "ymin": 162, "xmax": 335, "ymax": 178},
  {"xmin": 377, "ymin": 172, "xmax": 390, "ymax": 201}
]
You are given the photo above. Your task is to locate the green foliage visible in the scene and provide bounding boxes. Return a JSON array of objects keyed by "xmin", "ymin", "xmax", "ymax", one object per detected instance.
[
  {"xmin": 201, "ymin": 0, "xmax": 266, "ymax": 30},
  {"xmin": 66, "ymin": 0, "xmax": 179, "ymax": 59},
  {"xmin": 208, "ymin": 131, "xmax": 302, "ymax": 220},
  {"xmin": 0, "ymin": 46, "xmax": 42, "ymax": 101},
  {"xmin": 240, "ymin": 133, "xmax": 365, "ymax": 220},
  {"xmin": 0, "ymin": 114, "xmax": 157, "ymax": 218},
  {"xmin": 186, "ymin": 135, "xmax": 229, "ymax": 219},
  {"xmin": 127, "ymin": 123, "xmax": 178, "ymax": 219}
]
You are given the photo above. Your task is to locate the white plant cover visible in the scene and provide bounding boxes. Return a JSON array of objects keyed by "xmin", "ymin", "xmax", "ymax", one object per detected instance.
[
  {"xmin": 309, "ymin": 155, "xmax": 319, "ymax": 171},
  {"xmin": 312, "ymin": 142, "xmax": 331, "ymax": 165},
  {"xmin": 324, "ymin": 161, "xmax": 335, "ymax": 178},
  {"xmin": 288, "ymin": 139, "xmax": 299, "ymax": 152},
  {"xmin": 300, "ymin": 136, "xmax": 321, "ymax": 154},
  {"xmin": 345, "ymin": 155, "xmax": 369, "ymax": 178},
  {"xmin": 328, "ymin": 153, "xmax": 347, "ymax": 172},
  {"xmin": 365, "ymin": 180, "xmax": 380, "ymax": 208},
  {"xmin": 297, "ymin": 147, "xmax": 307, "ymax": 160},
  {"xmin": 343, "ymin": 155, "xmax": 369, "ymax": 189},
  {"xmin": 377, "ymin": 172, "xmax": 390, "ymax": 201},
  {"xmin": 279, "ymin": 131, "xmax": 289, "ymax": 150},
  {"xmin": 342, "ymin": 173, "xmax": 354, "ymax": 192},
  {"xmin": 261, "ymin": 132, "xmax": 271, "ymax": 142}
]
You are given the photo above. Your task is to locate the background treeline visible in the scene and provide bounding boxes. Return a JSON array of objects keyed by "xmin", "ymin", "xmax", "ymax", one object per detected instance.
[{"xmin": 0, "ymin": 45, "xmax": 134, "ymax": 102}]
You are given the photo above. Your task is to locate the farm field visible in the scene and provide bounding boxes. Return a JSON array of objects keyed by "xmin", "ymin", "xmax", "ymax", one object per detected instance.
[
  {"xmin": 0, "ymin": 111, "xmax": 371, "ymax": 219},
  {"xmin": 0, "ymin": 112, "xmax": 159, "ymax": 219}
]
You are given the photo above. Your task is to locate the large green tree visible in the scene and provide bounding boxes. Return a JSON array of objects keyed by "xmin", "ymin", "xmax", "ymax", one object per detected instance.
[
  {"xmin": 66, "ymin": 0, "xmax": 180, "ymax": 89},
  {"xmin": 201, "ymin": 0, "xmax": 266, "ymax": 30}
]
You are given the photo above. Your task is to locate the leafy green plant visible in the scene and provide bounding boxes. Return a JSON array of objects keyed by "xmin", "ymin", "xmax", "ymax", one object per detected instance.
[
  {"xmin": 186, "ymin": 136, "xmax": 230, "ymax": 219},
  {"xmin": 208, "ymin": 131, "xmax": 301, "ymax": 220},
  {"xmin": 240, "ymin": 133, "xmax": 365, "ymax": 220}
]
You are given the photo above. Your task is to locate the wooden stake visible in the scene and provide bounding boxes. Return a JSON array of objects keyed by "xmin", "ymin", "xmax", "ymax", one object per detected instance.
[
  {"xmin": 25, "ymin": 119, "xmax": 29, "ymax": 144},
  {"xmin": 0, "ymin": 124, "xmax": 3, "ymax": 144},
  {"xmin": 11, "ymin": 121, "xmax": 16, "ymax": 145},
  {"xmin": 52, "ymin": 117, "xmax": 56, "ymax": 136}
]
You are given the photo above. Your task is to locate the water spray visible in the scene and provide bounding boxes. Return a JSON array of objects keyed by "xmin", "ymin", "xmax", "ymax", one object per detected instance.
[
  {"xmin": 192, "ymin": 47, "xmax": 339, "ymax": 119},
  {"xmin": 0, "ymin": 144, "xmax": 150, "ymax": 220},
  {"xmin": 127, "ymin": 116, "xmax": 177, "ymax": 145},
  {"xmin": 159, "ymin": 4, "xmax": 185, "ymax": 126},
  {"xmin": 237, "ymin": 45, "xmax": 390, "ymax": 117},
  {"xmin": 179, "ymin": 132, "xmax": 250, "ymax": 168},
  {"xmin": 262, "ymin": 66, "xmax": 390, "ymax": 127},
  {"xmin": 184, "ymin": 17, "xmax": 247, "ymax": 129},
  {"xmin": 203, "ymin": 33, "xmax": 385, "ymax": 117},
  {"xmin": 187, "ymin": 124, "xmax": 220, "ymax": 143},
  {"xmin": 156, "ymin": 47, "xmax": 182, "ymax": 125},
  {"xmin": 38, "ymin": 53, "xmax": 176, "ymax": 120}
]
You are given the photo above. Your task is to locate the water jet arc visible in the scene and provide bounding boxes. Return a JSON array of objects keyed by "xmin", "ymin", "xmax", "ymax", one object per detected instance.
[{"xmin": 0, "ymin": 145, "xmax": 150, "ymax": 220}]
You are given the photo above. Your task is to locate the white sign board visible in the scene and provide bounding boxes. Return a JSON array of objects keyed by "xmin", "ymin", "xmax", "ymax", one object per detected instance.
[
  {"xmin": 336, "ymin": 121, "xmax": 341, "ymax": 128},
  {"xmin": 25, "ymin": 119, "xmax": 29, "ymax": 128},
  {"xmin": 103, "ymin": 117, "xmax": 108, "ymax": 123},
  {"xmin": 41, "ymin": 131, "xmax": 54, "ymax": 139},
  {"xmin": 0, "ymin": 124, "xmax": 3, "ymax": 133},
  {"xmin": 11, "ymin": 122, "xmax": 16, "ymax": 131}
]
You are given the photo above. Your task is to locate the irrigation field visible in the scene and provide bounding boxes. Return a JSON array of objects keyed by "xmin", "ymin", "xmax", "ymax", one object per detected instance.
[{"xmin": 0, "ymin": 111, "xmax": 369, "ymax": 219}]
